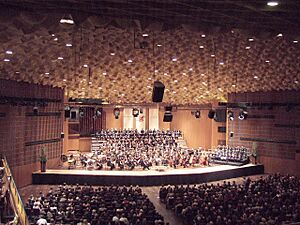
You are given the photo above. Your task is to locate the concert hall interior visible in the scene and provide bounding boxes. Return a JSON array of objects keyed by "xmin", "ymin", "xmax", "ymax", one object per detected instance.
[{"xmin": 0, "ymin": 1, "xmax": 300, "ymax": 225}]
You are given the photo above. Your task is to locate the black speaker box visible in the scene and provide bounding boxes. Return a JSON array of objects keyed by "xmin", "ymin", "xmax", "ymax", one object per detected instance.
[
  {"xmin": 65, "ymin": 109, "xmax": 71, "ymax": 118},
  {"xmin": 163, "ymin": 113, "xmax": 173, "ymax": 122},
  {"xmin": 214, "ymin": 108, "xmax": 227, "ymax": 122},
  {"xmin": 152, "ymin": 81, "xmax": 165, "ymax": 102}
]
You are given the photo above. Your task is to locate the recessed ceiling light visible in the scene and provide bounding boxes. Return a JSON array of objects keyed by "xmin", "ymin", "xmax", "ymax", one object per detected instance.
[
  {"xmin": 293, "ymin": 40, "xmax": 298, "ymax": 43},
  {"xmin": 201, "ymin": 73, "xmax": 205, "ymax": 76},
  {"xmin": 219, "ymin": 62, "xmax": 224, "ymax": 65},
  {"xmin": 202, "ymin": 82, "xmax": 207, "ymax": 86},
  {"xmin": 142, "ymin": 33, "xmax": 149, "ymax": 37},
  {"xmin": 254, "ymin": 76, "xmax": 259, "ymax": 79},
  {"xmin": 201, "ymin": 34, "xmax": 206, "ymax": 38},
  {"xmin": 102, "ymin": 72, "xmax": 107, "ymax": 75},
  {"xmin": 110, "ymin": 52, "xmax": 115, "ymax": 56},
  {"xmin": 131, "ymin": 75, "xmax": 136, "ymax": 79},
  {"xmin": 63, "ymin": 79, "xmax": 67, "ymax": 82},
  {"xmin": 3, "ymin": 59, "xmax": 10, "ymax": 62},
  {"xmin": 245, "ymin": 46, "xmax": 251, "ymax": 50},
  {"xmin": 199, "ymin": 45, "xmax": 204, "ymax": 49},
  {"xmin": 248, "ymin": 38, "xmax": 254, "ymax": 42},
  {"xmin": 164, "ymin": 72, "xmax": 168, "ymax": 76},
  {"xmin": 232, "ymin": 84, "xmax": 236, "ymax": 87},
  {"xmin": 147, "ymin": 85, "xmax": 151, "ymax": 88},
  {"xmin": 83, "ymin": 64, "xmax": 88, "ymax": 68},
  {"xmin": 267, "ymin": 1, "xmax": 279, "ymax": 6},
  {"xmin": 66, "ymin": 43, "xmax": 72, "ymax": 47},
  {"xmin": 189, "ymin": 68, "xmax": 193, "ymax": 71},
  {"xmin": 148, "ymin": 77, "xmax": 152, "ymax": 80},
  {"xmin": 154, "ymin": 70, "xmax": 158, "ymax": 73},
  {"xmin": 82, "ymin": 87, "xmax": 85, "ymax": 90},
  {"xmin": 174, "ymin": 80, "xmax": 178, "ymax": 83},
  {"xmin": 57, "ymin": 57, "xmax": 63, "ymax": 60},
  {"xmin": 157, "ymin": 44, "xmax": 162, "ymax": 47},
  {"xmin": 172, "ymin": 91, "xmax": 176, "ymax": 94},
  {"xmin": 5, "ymin": 50, "xmax": 13, "ymax": 54},
  {"xmin": 51, "ymin": 34, "xmax": 55, "ymax": 37},
  {"xmin": 172, "ymin": 58, "xmax": 177, "ymax": 62},
  {"xmin": 45, "ymin": 72, "xmax": 50, "ymax": 75},
  {"xmin": 89, "ymin": 81, "xmax": 92, "ymax": 84},
  {"xmin": 265, "ymin": 60, "xmax": 270, "ymax": 63},
  {"xmin": 99, "ymin": 87, "xmax": 102, "ymax": 89},
  {"xmin": 294, "ymin": 80, "xmax": 299, "ymax": 84},
  {"xmin": 211, "ymin": 54, "xmax": 215, "ymax": 57},
  {"xmin": 183, "ymin": 72, "xmax": 187, "ymax": 76},
  {"xmin": 218, "ymin": 88, "xmax": 223, "ymax": 92},
  {"xmin": 183, "ymin": 87, "xmax": 187, "ymax": 90},
  {"xmin": 128, "ymin": 59, "xmax": 133, "ymax": 63},
  {"xmin": 15, "ymin": 71, "xmax": 20, "ymax": 74},
  {"xmin": 54, "ymin": 38, "xmax": 58, "ymax": 41},
  {"xmin": 277, "ymin": 33, "xmax": 283, "ymax": 37}
]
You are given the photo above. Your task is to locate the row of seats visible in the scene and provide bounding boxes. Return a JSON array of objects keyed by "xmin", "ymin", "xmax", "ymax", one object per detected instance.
[{"xmin": 159, "ymin": 174, "xmax": 300, "ymax": 225}]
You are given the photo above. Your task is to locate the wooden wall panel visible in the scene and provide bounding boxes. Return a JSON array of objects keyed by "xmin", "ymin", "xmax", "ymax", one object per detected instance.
[
  {"xmin": 170, "ymin": 109, "xmax": 213, "ymax": 149},
  {"xmin": 228, "ymin": 90, "xmax": 300, "ymax": 175},
  {"xmin": 103, "ymin": 108, "xmax": 123, "ymax": 129},
  {"xmin": 0, "ymin": 79, "xmax": 64, "ymax": 187}
]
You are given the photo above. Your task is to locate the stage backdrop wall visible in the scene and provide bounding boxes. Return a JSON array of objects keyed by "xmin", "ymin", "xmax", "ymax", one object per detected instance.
[
  {"xmin": 227, "ymin": 91, "xmax": 300, "ymax": 176},
  {"xmin": 0, "ymin": 79, "xmax": 64, "ymax": 187}
]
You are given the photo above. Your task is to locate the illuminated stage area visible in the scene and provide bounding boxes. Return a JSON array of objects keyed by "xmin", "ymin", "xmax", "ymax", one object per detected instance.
[{"xmin": 32, "ymin": 163, "xmax": 263, "ymax": 186}]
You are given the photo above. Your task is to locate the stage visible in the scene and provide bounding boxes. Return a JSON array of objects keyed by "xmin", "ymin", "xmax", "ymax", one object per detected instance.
[{"xmin": 32, "ymin": 163, "xmax": 264, "ymax": 186}]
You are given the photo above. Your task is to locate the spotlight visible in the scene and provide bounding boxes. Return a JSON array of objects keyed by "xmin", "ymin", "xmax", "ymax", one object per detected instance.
[
  {"xmin": 194, "ymin": 110, "xmax": 201, "ymax": 119},
  {"xmin": 208, "ymin": 109, "xmax": 215, "ymax": 119},
  {"xmin": 238, "ymin": 109, "xmax": 248, "ymax": 120},
  {"xmin": 79, "ymin": 108, "xmax": 85, "ymax": 118},
  {"xmin": 95, "ymin": 108, "xmax": 102, "ymax": 117},
  {"xmin": 114, "ymin": 108, "xmax": 120, "ymax": 119},
  {"xmin": 228, "ymin": 110, "xmax": 234, "ymax": 121},
  {"xmin": 132, "ymin": 108, "xmax": 139, "ymax": 117},
  {"xmin": 33, "ymin": 106, "xmax": 38, "ymax": 115},
  {"xmin": 60, "ymin": 14, "xmax": 75, "ymax": 24}
]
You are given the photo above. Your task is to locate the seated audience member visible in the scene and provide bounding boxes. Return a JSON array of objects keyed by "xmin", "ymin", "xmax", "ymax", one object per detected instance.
[{"xmin": 159, "ymin": 174, "xmax": 300, "ymax": 225}]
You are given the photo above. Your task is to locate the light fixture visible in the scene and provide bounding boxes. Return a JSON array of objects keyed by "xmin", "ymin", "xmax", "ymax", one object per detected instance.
[
  {"xmin": 277, "ymin": 33, "xmax": 283, "ymax": 37},
  {"xmin": 128, "ymin": 59, "xmax": 133, "ymax": 63},
  {"xmin": 5, "ymin": 50, "xmax": 13, "ymax": 54},
  {"xmin": 201, "ymin": 34, "xmax": 206, "ymax": 38},
  {"xmin": 267, "ymin": 1, "xmax": 279, "ymax": 6},
  {"xmin": 142, "ymin": 33, "xmax": 149, "ymax": 37},
  {"xmin": 79, "ymin": 108, "xmax": 85, "ymax": 117},
  {"xmin": 114, "ymin": 108, "xmax": 120, "ymax": 119},
  {"xmin": 228, "ymin": 110, "xmax": 234, "ymax": 121},
  {"xmin": 60, "ymin": 14, "xmax": 75, "ymax": 24},
  {"xmin": 293, "ymin": 40, "xmax": 298, "ymax": 43},
  {"xmin": 57, "ymin": 57, "xmax": 63, "ymax": 60},
  {"xmin": 172, "ymin": 58, "xmax": 177, "ymax": 62},
  {"xmin": 33, "ymin": 106, "xmax": 38, "ymax": 115},
  {"xmin": 208, "ymin": 109, "xmax": 215, "ymax": 119},
  {"xmin": 254, "ymin": 76, "xmax": 259, "ymax": 79},
  {"xmin": 132, "ymin": 108, "xmax": 139, "ymax": 117},
  {"xmin": 265, "ymin": 60, "xmax": 270, "ymax": 63},
  {"xmin": 66, "ymin": 43, "xmax": 72, "ymax": 47},
  {"xmin": 83, "ymin": 64, "xmax": 88, "ymax": 68},
  {"xmin": 245, "ymin": 46, "xmax": 251, "ymax": 50},
  {"xmin": 194, "ymin": 110, "xmax": 201, "ymax": 119},
  {"xmin": 110, "ymin": 52, "xmax": 115, "ymax": 56},
  {"xmin": 238, "ymin": 109, "xmax": 248, "ymax": 120},
  {"xmin": 3, "ymin": 59, "xmax": 10, "ymax": 62},
  {"xmin": 219, "ymin": 62, "xmax": 224, "ymax": 65},
  {"xmin": 54, "ymin": 38, "xmax": 58, "ymax": 41},
  {"xmin": 199, "ymin": 45, "xmax": 204, "ymax": 49},
  {"xmin": 157, "ymin": 44, "xmax": 162, "ymax": 47},
  {"xmin": 248, "ymin": 38, "xmax": 254, "ymax": 42},
  {"xmin": 95, "ymin": 108, "xmax": 102, "ymax": 117},
  {"xmin": 211, "ymin": 54, "xmax": 215, "ymax": 57}
]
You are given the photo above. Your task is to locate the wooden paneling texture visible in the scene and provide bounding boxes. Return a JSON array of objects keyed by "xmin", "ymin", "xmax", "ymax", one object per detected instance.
[
  {"xmin": 0, "ymin": 79, "xmax": 64, "ymax": 187},
  {"xmin": 228, "ymin": 91, "xmax": 300, "ymax": 176}
]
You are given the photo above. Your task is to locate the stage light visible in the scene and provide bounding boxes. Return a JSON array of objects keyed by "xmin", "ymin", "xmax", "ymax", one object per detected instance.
[
  {"xmin": 95, "ymin": 108, "xmax": 102, "ymax": 117},
  {"xmin": 228, "ymin": 110, "xmax": 234, "ymax": 121},
  {"xmin": 33, "ymin": 106, "xmax": 38, "ymax": 115},
  {"xmin": 114, "ymin": 108, "xmax": 120, "ymax": 119},
  {"xmin": 238, "ymin": 109, "xmax": 248, "ymax": 120},
  {"xmin": 208, "ymin": 109, "xmax": 215, "ymax": 119},
  {"xmin": 60, "ymin": 14, "xmax": 74, "ymax": 24},
  {"xmin": 79, "ymin": 108, "xmax": 85, "ymax": 118},
  {"xmin": 132, "ymin": 108, "xmax": 139, "ymax": 117},
  {"xmin": 194, "ymin": 110, "xmax": 201, "ymax": 119}
]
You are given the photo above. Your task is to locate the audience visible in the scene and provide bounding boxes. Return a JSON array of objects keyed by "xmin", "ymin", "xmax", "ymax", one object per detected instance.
[
  {"xmin": 70, "ymin": 129, "xmax": 210, "ymax": 170},
  {"xmin": 210, "ymin": 145, "xmax": 250, "ymax": 165},
  {"xmin": 160, "ymin": 174, "xmax": 300, "ymax": 225},
  {"xmin": 26, "ymin": 184, "xmax": 165, "ymax": 225}
]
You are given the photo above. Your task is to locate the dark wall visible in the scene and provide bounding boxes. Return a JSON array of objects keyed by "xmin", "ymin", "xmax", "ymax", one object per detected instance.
[
  {"xmin": 0, "ymin": 79, "xmax": 64, "ymax": 187},
  {"xmin": 227, "ymin": 91, "xmax": 300, "ymax": 176}
]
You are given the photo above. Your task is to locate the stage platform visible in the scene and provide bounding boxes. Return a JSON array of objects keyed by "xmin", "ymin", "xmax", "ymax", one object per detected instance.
[{"xmin": 32, "ymin": 164, "xmax": 264, "ymax": 186}]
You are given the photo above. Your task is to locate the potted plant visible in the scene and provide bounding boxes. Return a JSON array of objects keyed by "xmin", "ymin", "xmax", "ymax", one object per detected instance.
[{"xmin": 40, "ymin": 147, "xmax": 47, "ymax": 172}]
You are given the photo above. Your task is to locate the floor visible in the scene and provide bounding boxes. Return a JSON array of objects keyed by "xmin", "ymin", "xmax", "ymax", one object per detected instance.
[{"xmin": 20, "ymin": 174, "xmax": 265, "ymax": 225}]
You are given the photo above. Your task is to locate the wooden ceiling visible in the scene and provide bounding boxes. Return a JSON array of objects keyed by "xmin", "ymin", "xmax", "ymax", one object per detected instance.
[{"xmin": 0, "ymin": 0, "xmax": 299, "ymax": 105}]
